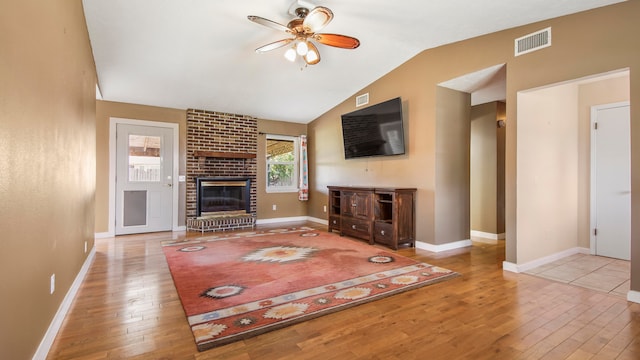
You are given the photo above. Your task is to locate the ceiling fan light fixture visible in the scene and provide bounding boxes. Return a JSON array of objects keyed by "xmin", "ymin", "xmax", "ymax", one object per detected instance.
[
  {"xmin": 284, "ymin": 47, "xmax": 297, "ymax": 62},
  {"xmin": 304, "ymin": 41, "xmax": 320, "ymax": 65},
  {"xmin": 305, "ymin": 49, "xmax": 319, "ymax": 64},
  {"xmin": 303, "ymin": 6, "xmax": 333, "ymax": 33},
  {"xmin": 248, "ymin": 4, "xmax": 357, "ymax": 67},
  {"xmin": 296, "ymin": 40, "xmax": 309, "ymax": 56}
]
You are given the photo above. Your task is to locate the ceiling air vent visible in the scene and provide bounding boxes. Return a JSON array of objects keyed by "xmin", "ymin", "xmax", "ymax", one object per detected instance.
[
  {"xmin": 356, "ymin": 93, "xmax": 369, "ymax": 107},
  {"xmin": 515, "ymin": 27, "xmax": 551, "ymax": 56}
]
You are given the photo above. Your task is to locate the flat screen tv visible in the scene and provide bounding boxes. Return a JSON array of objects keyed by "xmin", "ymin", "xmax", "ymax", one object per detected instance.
[{"xmin": 341, "ymin": 97, "xmax": 406, "ymax": 159}]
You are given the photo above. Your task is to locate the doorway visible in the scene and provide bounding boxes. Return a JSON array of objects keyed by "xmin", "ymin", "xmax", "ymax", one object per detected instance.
[
  {"xmin": 515, "ymin": 69, "xmax": 630, "ymax": 264},
  {"xmin": 109, "ymin": 118, "xmax": 179, "ymax": 235},
  {"xmin": 438, "ymin": 64, "xmax": 507, "ymax": 242},
  {"xmin": 591, "ymin": 102, "xmax": 631, "ymax": 260}
]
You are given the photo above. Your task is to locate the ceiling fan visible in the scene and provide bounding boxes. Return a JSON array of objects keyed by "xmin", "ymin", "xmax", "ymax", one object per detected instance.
[{"xmin": 247, "ymin": 4, "xmax": 360, "ymax": 66}]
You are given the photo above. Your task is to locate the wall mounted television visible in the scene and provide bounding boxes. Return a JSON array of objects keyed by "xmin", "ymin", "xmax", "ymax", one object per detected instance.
[{"xmin": 341, "ymin": 97, "xmax": 406, "ymax": 159}]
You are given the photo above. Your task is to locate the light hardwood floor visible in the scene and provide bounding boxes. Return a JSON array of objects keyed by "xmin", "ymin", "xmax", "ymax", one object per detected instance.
[{"xmin": 47, "ymin": 222, "xmax": 640, "ymax": 359}]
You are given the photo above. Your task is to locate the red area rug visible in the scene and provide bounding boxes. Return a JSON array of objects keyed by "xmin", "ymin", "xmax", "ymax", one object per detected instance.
[{"xmin": 162, "ymin": 227, "xmax": 458, "ymax": 351}]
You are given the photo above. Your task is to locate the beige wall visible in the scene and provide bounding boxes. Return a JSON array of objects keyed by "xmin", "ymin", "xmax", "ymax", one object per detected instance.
[
  {"xmin": 306, "ymin": 2, "xmax": 640, "ymax": 290},
  {"xmin": 308, "ymin": 60, "xmax": 437, "ymax": 242},
  {"xmin": 0, "ymin": 1, "xmax": 97, "ymax": 359},
  {"xmin": 503, "ymin": 3, "xmax": 640, "ymax": 272},
  {"xmin": 2, "ymin": 4, "xmax": 639, "ymax": 358},
  {"xmin": 257, "ymin": 120, "xmax": 308, "ymax": 219},
  {"xmin": 95, "ymin": 101, "xmax": 186, "ymax": 233},
  {"xmin": 517, "ymin": 84, "xmax": 580, "ymax": 263},
  {"xmin": 435, "ymin": 87, "xmax": 471, "ymax": 244},
  {"xmin": 95, "ymin": 108, "xmax": 310, "ymax": 228},
  {"xmin": 94, "ymin": 107, "xmax": 311, "ymax": 232}
]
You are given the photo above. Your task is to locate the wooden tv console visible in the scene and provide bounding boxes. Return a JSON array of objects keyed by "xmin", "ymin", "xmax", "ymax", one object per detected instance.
[{"xmin": 327, "ymin": 186, "xmax": 416, "ymax": 250}]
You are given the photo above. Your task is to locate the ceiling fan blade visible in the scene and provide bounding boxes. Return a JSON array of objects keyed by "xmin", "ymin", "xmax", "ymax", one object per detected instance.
[
  {"xmin": 303, "ymin": 6, "xmax": 333, "ymax": 33},
  {"xmin": 247, "ymin": 15, "xmax": 291, "ymax": 33},
  {"xmin": 304, "ymin": 41, "xmax": 321, "ymax": 65},
  {"xmin": 255, "ymin": 38, "xmax": 294, "ymax": 53},
  {"xmin": 314, "ymin": 33, "xmax": 360, "ymax": 49}
]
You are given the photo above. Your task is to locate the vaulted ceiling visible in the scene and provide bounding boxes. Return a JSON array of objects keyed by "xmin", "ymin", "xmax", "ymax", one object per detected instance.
[{"xmin": 83, "ymin": 0, "xmax": 625, "ymax": 123}]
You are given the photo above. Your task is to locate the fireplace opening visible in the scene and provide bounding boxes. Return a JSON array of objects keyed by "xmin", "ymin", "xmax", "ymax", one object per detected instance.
[{"xmin": 196, "ymin": 178, "xmax": 251, "ymax": 218}]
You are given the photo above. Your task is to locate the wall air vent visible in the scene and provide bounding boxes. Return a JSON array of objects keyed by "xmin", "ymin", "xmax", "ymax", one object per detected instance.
[
  {"xmin": 515, "ymin": 27, "xmax": 551, "ymax": 56},
  {"xmin": 355, "ymin": 93, "xmax": 369, "ymax": 107}
]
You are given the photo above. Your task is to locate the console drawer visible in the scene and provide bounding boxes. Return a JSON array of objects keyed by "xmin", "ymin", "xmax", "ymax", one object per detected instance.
[
  {"xmin": 328, "ymin": 215, "xmax": 341, "ymax": 232},
  {"xmin": 374, "ymin": 221, "xmax": 393, "ymax": 246},
  {"xmin": 342, "ymin": 218, "xmax": 372, "ymax": 240}
]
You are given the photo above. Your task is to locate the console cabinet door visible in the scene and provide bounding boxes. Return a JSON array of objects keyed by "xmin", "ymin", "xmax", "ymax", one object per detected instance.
[
  {"xmin": 342, "ymin": 191, "xmax": 371, "ymax": 219},
  {"xmin": 341, "ymin": 192, "xmax": 354, "ymax": 217}
]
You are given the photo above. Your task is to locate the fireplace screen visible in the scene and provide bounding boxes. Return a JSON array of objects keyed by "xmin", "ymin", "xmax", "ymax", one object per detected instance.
[{"xmin": 196, "ymin": 178, "xmax": 251, "ymax": 217}]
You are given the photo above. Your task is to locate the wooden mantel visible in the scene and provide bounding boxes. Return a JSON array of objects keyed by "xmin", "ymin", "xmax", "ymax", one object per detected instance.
[
  {"xmin": 193, "ymin": 151, "xmax": 256, "ymax": 159},
  {"xmin": 193, "ymin": 151, "xmax": 257, "ymax": 165}
]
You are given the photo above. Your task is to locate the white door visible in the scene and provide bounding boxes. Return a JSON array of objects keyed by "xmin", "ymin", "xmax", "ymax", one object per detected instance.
[
  {"xmin": 591, "ymin": 102, "xmax": 631, "ymax": 260},
  {"xmin": 115, "ymin": 124, "xmax": 174, "ymax": 235}
]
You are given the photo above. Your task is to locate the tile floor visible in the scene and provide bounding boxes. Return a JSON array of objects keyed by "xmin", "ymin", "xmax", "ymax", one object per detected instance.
[{"xmin": 524, "ymin": 253, "xmax": 630, "ymax": 297}]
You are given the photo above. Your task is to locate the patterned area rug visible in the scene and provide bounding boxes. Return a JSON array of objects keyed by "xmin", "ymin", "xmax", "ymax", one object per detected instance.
[{"xmin": 162, "ymin": 227, "xmax": 458, "ymax": 351}]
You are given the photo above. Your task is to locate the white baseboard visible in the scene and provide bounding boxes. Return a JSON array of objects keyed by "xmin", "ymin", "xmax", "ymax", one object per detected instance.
[
  {"xmin": 627, "ymin": 290, "xmax": 640, "ymax": 304},
  {"xmin": 94, "ymin": 231, "xmax": 113, "ymax": 239},
  {"xmin": 307, "ymin": 216, "xmax": 328, "ymax": 225},
  {"xmin": 96, "ymin": 226, "xmax": 185, "ymax": 237},
  {"xmin": 415, "ymin": 239, "xmax": 472, "ymax": 253},
  {"xmin": 470, "ymin": 230, "xmax": 505, "ymax": 240},
  {"xmin": 256, "ymin": 216, "xmax": 311, "ymax": 225},
  {"xmin": 255, "ymin": 216, "xmax": 328, "ymax": 226},
  {"xmin": 502, "ymin": 246, "xmax": 590, "ymax": 273},
  {"xmin": 502, "ymin": 261, "xmax": 519, "ymax": 273},
  {"xmin": 33, "ymin": 246, "xmax": 96, "ymax": 360}
]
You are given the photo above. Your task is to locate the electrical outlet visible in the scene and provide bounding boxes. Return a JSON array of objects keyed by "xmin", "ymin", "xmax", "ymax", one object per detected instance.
[
  {"xmin": 323, "ymin": 205, "xmax": 327, "ymax": 213},
  {"xmin": 272, "ymin": 204, "xmax": 277, "ymax": 211},
  {"xmin": 50, "ymin": 274, "xmax": 55, "ymax": 294},
  {"xmin": 84, "ymin": 241, "xmax": 88, "ymax": 253}
]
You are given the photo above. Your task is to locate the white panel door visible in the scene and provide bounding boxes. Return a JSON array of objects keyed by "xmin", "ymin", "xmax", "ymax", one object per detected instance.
[
  {"xmin": 115, "ymin": 124, "xmax": 174, "ymax": 235},
  {"xmin": 592, "ymin": 102, "xmax": 630, "ymax": 260}
]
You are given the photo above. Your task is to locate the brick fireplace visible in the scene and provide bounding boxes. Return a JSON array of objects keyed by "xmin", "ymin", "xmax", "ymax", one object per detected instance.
[{"xmin": 186, "ymin": 109, "xmax": 257, "ymax": 232}]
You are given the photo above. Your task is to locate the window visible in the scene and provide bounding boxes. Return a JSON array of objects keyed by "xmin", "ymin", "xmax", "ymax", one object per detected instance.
[
  {"xmin": 128, "ymin": 134, "xmax": 161, "ymax": 182},
  {"xmin": 266, "ymin": 135, "xmax": 298, "ymax": 193}
]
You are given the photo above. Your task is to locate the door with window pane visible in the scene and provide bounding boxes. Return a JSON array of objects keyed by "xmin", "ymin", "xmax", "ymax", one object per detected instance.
[{"xmin": 115, "ymin": 124, "xmax": 174, "ymax": 235}]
